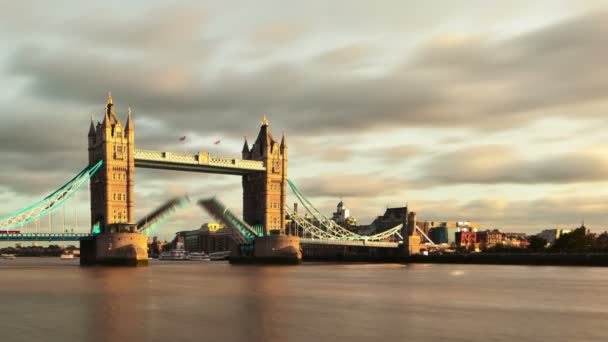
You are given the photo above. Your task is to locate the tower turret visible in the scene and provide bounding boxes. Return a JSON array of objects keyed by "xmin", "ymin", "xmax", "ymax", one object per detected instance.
[
  {"xmin": 242, "ymin": 137, "xmax": 250, "ymax": 158},
  {"xmin": 125, "ymin": 107, "xmax": 134, "ymax": 132},
  {"xmin": 280, "ymin": 130, "xmax": 287, "ymax": 151},
  {"xmin": 88, "ymin": 114, "xmax": 96, "ymax": 137}
]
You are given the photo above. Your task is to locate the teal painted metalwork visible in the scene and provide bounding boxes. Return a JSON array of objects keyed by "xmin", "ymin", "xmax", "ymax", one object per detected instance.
[
  {"xmin": 252, "ymin": 224, "xmax": 264, "ymax": 237},
  {"xmin": 0, "ymin": 161, "xmax": 103, "ymax": 231},
  {"xmin": 92, "ymin": 222, "xmax": 101, "ymax": 235},
  {"xmin": 138, "ymin": 196, "xmax": 191, "ymax": 236},
  {"xmin": 0, "ymin": 233, "xmax": 92, "ymax": 241},
  {"xmin": 198, "ymin": 197, "xmax": 258, "ymax": 246},
  {"xmin": 286, "ymin": 179, "xmax": 404, "ymax": 242}
]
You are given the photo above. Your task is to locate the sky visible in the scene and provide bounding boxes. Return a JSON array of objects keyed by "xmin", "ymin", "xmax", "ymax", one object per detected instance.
[{"xmin": 1, "ymin": 0, "xmax": 608, "ymax": 240}]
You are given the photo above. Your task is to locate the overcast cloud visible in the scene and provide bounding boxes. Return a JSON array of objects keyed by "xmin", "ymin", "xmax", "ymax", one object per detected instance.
[{"xmin": 1, "ymin": 1, "xmax": 608, "ymax": 238}]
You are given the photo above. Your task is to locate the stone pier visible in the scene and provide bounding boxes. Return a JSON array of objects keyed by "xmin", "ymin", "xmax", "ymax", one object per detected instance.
[
  {"xmin": 230, "ymin": 235, "xmax": 301, "ymax": 264},
  {"xmin": 80, "ymin": 226, "xmax": 148, "ymax": 266}
]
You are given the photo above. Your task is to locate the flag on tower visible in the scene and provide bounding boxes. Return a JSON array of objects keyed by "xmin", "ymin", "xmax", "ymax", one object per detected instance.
[{"xmin": 179, "ymin": 136, "xmax": 187, "ymax": 141}]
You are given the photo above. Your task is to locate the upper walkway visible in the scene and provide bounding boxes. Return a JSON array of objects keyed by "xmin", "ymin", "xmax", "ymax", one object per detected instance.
[
  {"xmin": 134, "ymin": 149, "xmax": 265, "ymax": 175},
  {"xmin": 0, "ymin": 233, "xmax": 93, "ymax": 241}
]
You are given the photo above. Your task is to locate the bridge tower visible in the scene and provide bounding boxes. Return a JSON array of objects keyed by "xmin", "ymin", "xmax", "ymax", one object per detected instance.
[
  {"xmin": 88, "ymin": 92, "xmax": 135, "ymax": 230},
  {"xmin": 242, "ymin": 116, "xmax": 288, "ymax": 235},
  {"xmin": 83, "ymin": 93, "xmax": 146, "ymax": 266},
  {"xmin": 239, "ymin": 116, "xmax": 300, "ymax": 263}
]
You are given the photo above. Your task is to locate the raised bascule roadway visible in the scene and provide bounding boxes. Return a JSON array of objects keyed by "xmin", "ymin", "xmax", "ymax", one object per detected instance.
[{"xmin": 0, "ymin": 93, "xmax": 422, "ymax": 265}]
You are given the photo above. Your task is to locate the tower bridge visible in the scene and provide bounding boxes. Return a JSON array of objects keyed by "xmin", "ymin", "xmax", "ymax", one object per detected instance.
[{"xmin": 0, "ymin": 93, "xmax": 418, "ymax": 265}]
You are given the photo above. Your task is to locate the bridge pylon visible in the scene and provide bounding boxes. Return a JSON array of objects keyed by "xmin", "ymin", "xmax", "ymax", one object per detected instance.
[
  {"xmin": 82, "ymin": 94, "xmax": 148, "ymax": 266},
  {"xmin": 238, "ymin": 116, "xmax": 301, "ymax": 263}
]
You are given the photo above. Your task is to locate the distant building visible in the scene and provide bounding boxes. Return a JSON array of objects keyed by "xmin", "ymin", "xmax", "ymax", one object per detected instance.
[
  {"xmin": 425, "ymin": 221, "xmax": 480, "ymax": 245},
  {"xmin": 176, "ymin": 223, "xmax": 232, "ymax": 254},
  {"xmin": 477, "ymin": 229, "xmax": 504, "ymax": 249},
  {"xmin": 455, "ymin": 231, "xmax": 477, "ymax": 249},
  {"xmin": 429, "ymin": 226, "xmax": 449, "ymax": 245},
  {"xmin": 148, "ymin": 236, "xmax": 164, "ymax": 257},
  {"xmin": 331, "ymin": 201, "xmax": 352, "ymax": 226},
  {"xmin": 537, "ymin": 229, "xmax": 572, "ymax": 246},
  {"xmin": 504, "ymin": 232, "xmax": 529, "ymax": 248},
  {"xmin": 369, "ymin": 206, "xmax": 408, "ymax": 233}
]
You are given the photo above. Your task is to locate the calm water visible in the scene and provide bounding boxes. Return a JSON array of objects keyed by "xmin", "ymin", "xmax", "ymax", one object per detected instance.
[{"xmin": 1, "ymin": 258, "xmax": 608, "ymax": 342}]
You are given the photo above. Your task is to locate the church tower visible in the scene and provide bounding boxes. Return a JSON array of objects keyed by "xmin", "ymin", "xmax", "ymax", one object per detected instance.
[
  {"xmin": 88, "ymin": 93, "xmax": 135, "ymax": 232},
  {"xmin": 242, "ymin": 116, "xmax": 288, "ymax": 235}
]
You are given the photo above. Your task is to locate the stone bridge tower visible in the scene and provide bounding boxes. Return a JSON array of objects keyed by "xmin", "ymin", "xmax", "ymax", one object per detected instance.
[
  {"xmin": 88, "ymin": 93, "xmax": 135, "ymax": 232},
  {"xmin": 83, "ymin": 93, "xmax": 146, "ymax": 266},
  {"xmin": 241, "ymin": 116, "xmax": 287, "ymax": 235}
]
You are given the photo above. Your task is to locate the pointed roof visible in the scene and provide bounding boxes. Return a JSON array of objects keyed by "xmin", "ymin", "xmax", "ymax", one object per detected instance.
[
  {"xmin": 242, "ymin": 136, "xmax": 249, "ymax": 153},
  {"xmin": 125, "ymin": 107, "xmax": 133, "ymax": 131},
  {"xmin": 261, "ymin": 114, "xmax": 269, "ymax": 127},
  {"xmin": 280, "ymin": 130, "xmax": 287, "ymax": 150},
  {"xmin": 88, "ymin": 113, "xmax": 96, "ymax": 136}
]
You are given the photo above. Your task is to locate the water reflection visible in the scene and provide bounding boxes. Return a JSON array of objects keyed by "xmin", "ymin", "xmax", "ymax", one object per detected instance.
[{"xmin": 2, "ymin": 259, "xmax": 608, "ymax": 342}]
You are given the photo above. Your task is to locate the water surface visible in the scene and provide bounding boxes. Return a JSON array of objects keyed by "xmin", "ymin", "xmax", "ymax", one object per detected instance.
[{"xmin": 1, "ymin": 258, "xmax": 607, "ymax": 342}]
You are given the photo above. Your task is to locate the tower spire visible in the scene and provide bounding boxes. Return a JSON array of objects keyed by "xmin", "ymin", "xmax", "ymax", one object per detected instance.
[
  {"xmin": 280, "ymin": 129, "xmax": 287, "ymax": 150},
  {"xmin": 107, "ymin": 91, "xmax": 113, "ymax": 105},
  {"xmin": 126, "ymin": 106, "xmax": 133, "ymax": 131},
  {"xmin": 242, "ymin": 136, "xmax": 249, "ymax": 153},
  {"xmin": 88, "ymin": 113, "xmax": 96, "ymax": 136},
  {"xmin": 261, "ymin": 114, "xmax": 269, "ymax": 126}
]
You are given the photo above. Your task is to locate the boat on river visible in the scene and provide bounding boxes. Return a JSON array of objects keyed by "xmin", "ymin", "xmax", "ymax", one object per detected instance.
[
  {"xmin": 209, "ymin": 251, "xmax": 230, "ymax": 261},
  {"xmin": 1, "ymin": 254, "xmax": 16, "ymax": 260},
  {"xmin": 187, "ymin": 252, "xmax": 210, "ymax": 261},
  {"xmin": 60, "ymin": 253, "xmax": 75, "ymax": 260},
  {"xmin": 159, "ymin": 249, "xmax": 187, "ymax": 260}
]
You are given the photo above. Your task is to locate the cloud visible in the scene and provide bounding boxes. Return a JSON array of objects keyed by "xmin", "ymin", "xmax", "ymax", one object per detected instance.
[
  {"xmin": 317, "ymin": 44, "xmax": 372, "ymax": 66},
  {"xmin": 420, "ymin": 145, "xmax": 608, "ymax": 185},
  {"xmin": 10, "ymin": 10, "xmax": 608, "ymax": 139},
  {"xmin": 67, "ymin": 5, "xmax": 209, "ymax": 52},
  {"xmin": 414, "ymin": 195, "xmax": 608, "ymax": 232},
  {"xmin": 251, "ymin": 21, "xmax": 306, "ymax": 47},
  {"xmin": 376, "ymin": 145, "xmax": 420, "ymax": 163},
  {"xmin": 296, "ymin": 174, "xmax": 408, "ymax": 198},
  {"xmin": 2, "ymin": 3, "xmax": 608, "ymax": 239}
]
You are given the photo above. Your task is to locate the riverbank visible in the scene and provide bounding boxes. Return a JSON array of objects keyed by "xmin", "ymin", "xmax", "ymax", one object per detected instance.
[{"xmin": 406, "ymin": 253, "xmax": 608, "ymax": 266}]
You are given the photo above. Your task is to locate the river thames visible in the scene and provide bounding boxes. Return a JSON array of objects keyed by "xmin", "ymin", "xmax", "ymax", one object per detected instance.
[{"xmin": 1, "ymin": 259, "xmax": 607, "ymax": 342}]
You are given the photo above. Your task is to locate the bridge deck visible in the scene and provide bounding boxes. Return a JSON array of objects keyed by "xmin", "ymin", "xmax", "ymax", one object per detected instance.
[
  {"xmin": 0, "ymin": 233, "xmax": 93, "ymax": 241},
  {"xmin": 134, "ymin": 149, "xmax": 265, "ymax": 175},
  {"xmin": 300, "ymin": 238, "xmax": 401, "ymax": 248}
]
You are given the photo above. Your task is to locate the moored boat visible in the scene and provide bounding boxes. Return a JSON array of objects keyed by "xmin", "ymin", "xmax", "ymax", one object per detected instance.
[
  {"xmin": 209, "ymin": 251, "xmax": 230, "ymax": 261},
  {"xmin": 187, "ymin": 252, "xmax": 210, "ymax": 261},
  {"xmin": 159, "ymin": 249, "xmax": 187, "ymax": 260},
  {"xmin": 60, "ymin": 253, "xmax": 75, "ymax": 260},
  {"xmin": 1, "ymin": 254, "xmax": 16, "ymax": 260}
]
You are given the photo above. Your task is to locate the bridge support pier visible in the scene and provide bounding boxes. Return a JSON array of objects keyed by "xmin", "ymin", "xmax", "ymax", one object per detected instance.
[
  {"xmin": 80, "ymin": 227, "xmax": 148, "ymax": 266},
  {"xmin": 230, "ymin": 235, "xmax": 301, "ymax": 264}
]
